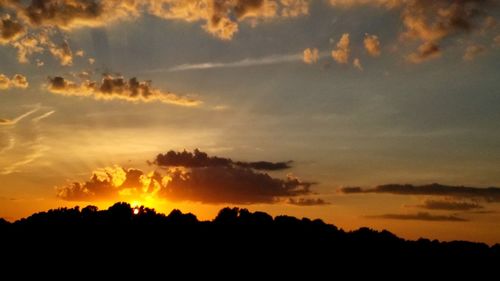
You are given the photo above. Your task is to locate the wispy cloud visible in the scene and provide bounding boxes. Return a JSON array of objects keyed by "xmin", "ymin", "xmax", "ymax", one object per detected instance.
[
  {"xmin": 0, "ymin": 107, "xmax": 54, "ymax": 175},
  {"xmin": 0, "ymin": 107, "xmax": 39, "ymax": 126},
  {"xmin": 166, "ymin": 52, "xmax": 329, "ymax": 72},
  {"xmin": 31, "ymin": 111, "xmax": 55, "ymax": 122}
]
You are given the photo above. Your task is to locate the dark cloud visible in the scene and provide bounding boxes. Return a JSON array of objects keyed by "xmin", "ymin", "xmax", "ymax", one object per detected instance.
[
  {"xmin": 288, "ymin": 198, "xmax": 330, "ymax": 206},
  {"xmin": 0, "ymin": 15, "xmax": 24, "ymax": 44},
  {"xmin": 416, "ymin": 200, "xmax": 483, "ymax": 211},
  {"xmin": 16, "ymin": 0, "xmax": 138, "ymax": 30},
  {"xmin": 340, "ymin": 183, "xmax": 500, "ymax": 202},
  {"xmin": 161, "ymin": 166, "xmax": 313, "ymax": 204},
  {"xmin": 368, "ymin": 212, "xmax": 468, "ymax": 222},
  {"xmin": 153, "ymin": 149, "xmax": 292, "ymax": 171},
  {"xmin": 58, "ymin": 150, "xmax": 315, "ymax": 204},
  {"xmin": 46, "ymin": 75, "xmax": 201, "ymax": 106}
]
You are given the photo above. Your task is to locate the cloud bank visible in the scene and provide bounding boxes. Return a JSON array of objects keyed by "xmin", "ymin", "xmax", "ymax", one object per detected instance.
[
  {"xmin": 57, "ymin": 149, "xmax": 315, "ymax": 204},
  {"xmin": 368, "ymin": 212, "xmax": 468, "ymax": 222}
]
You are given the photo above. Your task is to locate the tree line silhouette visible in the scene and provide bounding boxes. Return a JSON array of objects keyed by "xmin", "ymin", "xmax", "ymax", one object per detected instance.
[{"xmin": 1, "ymin": 202, "xmax": 498, "ymax": 271}]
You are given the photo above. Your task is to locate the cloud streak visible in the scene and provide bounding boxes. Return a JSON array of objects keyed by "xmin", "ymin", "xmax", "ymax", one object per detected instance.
[
  {"xmin": 415, "ymin": 199, "xmax": 483, "ymax": 211},
  {"xmin": 288, "ymin": 198, "xmax": 330, "ymax": 206},
  {"xmin": 368, "ymin": 212, "xmax": 468, "ymax": 222},
  {"xmin": 0, "ymin": 107, "xmax": 54, "ymax": 175},
  {"xmin": 0, "ymin": 107, "xmax": 39, "ymax": 126},
  {"xmin": 340, "ymin": 183, "xmax": 500, "ymax": 202},
  {"xmin": 167, "ymin": 52, "xmax": 318, "ymax": 72}
]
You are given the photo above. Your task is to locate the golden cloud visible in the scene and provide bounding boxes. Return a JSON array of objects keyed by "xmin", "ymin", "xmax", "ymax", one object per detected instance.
[
  {"xmin": 364, "ymin": 33, "xmax": 381, "ymax": 57},
  {"xmin": 303, "ymin": 47, "xmax": 319, "ymax": 64},
  {"xmin": 47, "ymin": 75, "xmax": 201, "ymax": 106},
  {"xmin": 0, "ymin": 73, "xmax": 28, "ymax": 90},
  {"xmin": 331, "ymin": 33, "xmax": 350, "ymax": 64},
  {"xmin": 57, "ymin": 156, "xmax": 313, "ymax": 204}
]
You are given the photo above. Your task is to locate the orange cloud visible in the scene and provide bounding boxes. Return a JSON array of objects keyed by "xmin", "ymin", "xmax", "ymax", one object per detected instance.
[
  {"xmin": 146, "ymin": 0, "xmax": 308, "ymax": 40},
  {"xmin": 57, "ymin": 149, "xmax": 314, "ymax": 204},
  {"xmin": 0, "ymin": 73, "xmax": 28, "ymax": 90},
  {"xmin": 331, "ymin": 33, "xmax": 350, "ymax": 64},
  {"xmin": 329, "ymin": 0, "xmax": 497, "ymax": 63},
  {"xmin": 47, "ymin": 75, "xmax": 201, "ymax": 106},
  {"xmin": 303, "ymin": 47, "xmax": 319, "ymax": 64},
  {"xmin": 364, "ymin": 33, "xmax": 381, "ymax": 57}
]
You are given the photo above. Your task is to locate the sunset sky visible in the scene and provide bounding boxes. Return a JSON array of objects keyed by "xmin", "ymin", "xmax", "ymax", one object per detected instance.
[{"xmin": 1, "ymin": 0, "xmax": 500, "ymax": 244}]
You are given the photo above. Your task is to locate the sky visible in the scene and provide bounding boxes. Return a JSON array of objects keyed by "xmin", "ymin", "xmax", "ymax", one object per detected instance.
[{"xmin": 1, "ymin": 0, "xmax": 500, "ymax": 244}]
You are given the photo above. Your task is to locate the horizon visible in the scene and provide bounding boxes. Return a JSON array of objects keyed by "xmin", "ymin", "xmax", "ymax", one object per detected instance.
[{"xmin": 1, "ymin": 0, "xmax": 500, "ymax": 245}]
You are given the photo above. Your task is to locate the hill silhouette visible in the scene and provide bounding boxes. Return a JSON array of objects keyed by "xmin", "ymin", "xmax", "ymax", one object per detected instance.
[{"xmin": 1, "ymin": 202, "xmax": 498, "ymax": 272}]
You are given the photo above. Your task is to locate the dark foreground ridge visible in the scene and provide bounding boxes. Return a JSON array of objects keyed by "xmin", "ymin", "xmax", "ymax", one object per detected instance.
[{"xmin": 1, "ymin": 202, "xmax": 499, "ymax": 272}]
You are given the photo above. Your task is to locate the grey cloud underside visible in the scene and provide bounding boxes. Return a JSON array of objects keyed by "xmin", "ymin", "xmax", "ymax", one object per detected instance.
[{"xmin": 153, "ymin": 149, "xmax": 293, "ymax": 171}]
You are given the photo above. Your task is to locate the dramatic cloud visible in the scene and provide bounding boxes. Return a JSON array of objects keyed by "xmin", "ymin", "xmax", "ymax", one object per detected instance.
[
  {"xmin": 340, "ymin": 183, "xmax": 500, "ymax": 202},
  {"xmin": 46, "ymin": 75, "xmax": 201, "ymax": 106},
  {"xmin": 353, "ymin": 58, "xmax": 363, "ymax": 70},
  {"xmin": 368, "ymin": 212, "xmax": 468, "ymax": 222},
  {"xmin": 415, "ymin": 200, "xmax": 483, "ymax": 211},
  {"xmin": 0, "ymin": 74, "xmax": 28, "ymax": 90},
  {"xmin": 57, "ymin": 163, "xmax": 314, "ymax": 204},
  {"xmin": 162, "ymin": 166, "xmax": 313, "ymax": 204},
  {"xmin": 331, "ymin": 33, "xmax": 350, "ymax": 64},
  {"xmin": 463, "ymin": 44, "xmax": 486, "ymax": 61},
  {"xmin": 364, "ymin": 33, "xmax": 381, "ymax": 57},
  {"xmin": 303, "ymin": 47, "xmax": 319, "ymax": 64},
  {"xmin": 16, "ymin": 0, "xmax": 141, "ymax": 30},
  {"xmin": 288, "ymin": 198, "xmax": 330, "ymax": 206},
  {"xmin": 153, "ymin": 149, "xmax": 292, "ymax": 171},
  {"xmin": 149, "ymin": 0, "xmax": 309, "ymax": 40},
  {"xmin": 406, "ymin": 42, "xmax": 441, "ymax": 64}
]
